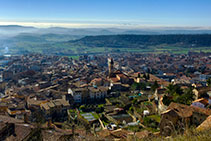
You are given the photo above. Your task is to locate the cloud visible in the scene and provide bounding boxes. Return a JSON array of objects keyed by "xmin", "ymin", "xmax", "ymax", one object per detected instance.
[{"xmin": 0, "ymin": 20, "xmax": 211, "ymax": 30}]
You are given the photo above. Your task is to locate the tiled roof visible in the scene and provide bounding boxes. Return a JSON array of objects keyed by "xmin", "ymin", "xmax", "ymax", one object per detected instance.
[
  {"xmin": 163, "ymin": 102, "xmax": 211, "ymax": 118},
  {"xmin": 6, "ymin": 124, "xmax": 34, "ymax": 141},
  {"xmin": 192, "ymin": 98, "xmax": 209, "ymax": 105},
  {"xmin": 41, "ymin": 103, "xmax": 50, "ymax": 110},
  {"xmin": 41, "ymin": 99, "xmax": 70, "ymax": 110},
  {"xmin": 91, "ymin": 78, "xmax": 102, "ymax": 82},
  {"xmin": 110, "ymin": 77, "xmax": 119, "ymax": 83},
  {"xmin": 149, "ymin": 74, "xmax": 170, "ymax": 87},
  {"xmin": 0, "ymin": 115, "xmax": 24, "ymax": 123},
  {"xmin": 116, "ymin": 73, "xmax": 128, "ymax": 78}
]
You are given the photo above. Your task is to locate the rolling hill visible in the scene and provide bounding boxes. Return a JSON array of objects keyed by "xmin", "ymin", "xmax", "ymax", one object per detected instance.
[
  {"xmin": 1, "ymin": 29, "xmax": 211, "ymax": 56},
  {"xmin": 70, "ymin": 34, "xmax": 211, "ymax": 48}
]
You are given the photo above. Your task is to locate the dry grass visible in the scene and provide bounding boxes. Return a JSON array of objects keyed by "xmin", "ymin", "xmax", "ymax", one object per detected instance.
[{"xmin": 142, "ymin": 129, "xmax": 211, "ymax": 141}]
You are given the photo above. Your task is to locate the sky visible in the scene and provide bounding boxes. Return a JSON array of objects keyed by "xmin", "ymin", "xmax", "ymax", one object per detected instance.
[{"xmin": 0, "ymin": 0, "xmax": 211, "ymax": 28}]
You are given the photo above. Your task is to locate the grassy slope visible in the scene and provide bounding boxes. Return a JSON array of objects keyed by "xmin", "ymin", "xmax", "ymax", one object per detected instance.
[{"xmin": 143, "ymin": 129, "xmax": 211, "ymax": 141}]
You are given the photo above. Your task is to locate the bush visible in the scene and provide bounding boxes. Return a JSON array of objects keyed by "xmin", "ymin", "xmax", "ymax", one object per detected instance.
[
  {"xmin": 129, "ymin": 107, "xmax": 134, "ymax": 112},
  {"xmin": 79, "ymin": 105, "xmax": 86, "ymax": 111},
  {"xmin": 95, "ymin": 106, "xmax": 104, "ymax": 113}
]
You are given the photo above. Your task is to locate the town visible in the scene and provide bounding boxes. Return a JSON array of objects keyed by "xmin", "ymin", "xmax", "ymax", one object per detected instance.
[{"xmin": 0, "ymin": 52, "xmax": 211, "ymax": 140}]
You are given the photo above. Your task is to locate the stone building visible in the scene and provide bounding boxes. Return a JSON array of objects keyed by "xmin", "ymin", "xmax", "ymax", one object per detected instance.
[{"xmin": 160, "ymin": 102, "xmax": 211, "ymax": 136}]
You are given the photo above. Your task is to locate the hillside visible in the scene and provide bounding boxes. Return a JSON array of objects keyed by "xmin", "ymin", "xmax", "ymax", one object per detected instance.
[
  {"xmin": 1, "ymin": 34, "xmax": 211, "ymax": 56},
  {"xmin": 70, "ymin": 34, "xmax": 211, "ymax": 48},
  {"xmin": 143, "ymin": 129, "xmax": 211, "ymax": 141}
]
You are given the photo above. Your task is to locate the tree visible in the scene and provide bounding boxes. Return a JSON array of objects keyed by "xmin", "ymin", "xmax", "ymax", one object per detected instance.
[
  {"xmin": 151, "ymin": 81, "xmax": 159, "ymax": 91},
  {"xmin": 143, "ymin": 73, "xmax": 147, "ymax": 80},
  {"xmin": 175, "ymin": 87, "xmax": 194, "ymax": 105},
  {"xmin": 146, "ymin": 73, "xmax": 150, "ymax": 80},
  {"xmin": 96, "ymin": 105, "xmax": 104, "ymax": 113},
  {"xmin": 162, "ymin": 95, "xmax": 173, "ymax": 106},
  {"xmin": 207, "ymin": 104, "xmax": 211, "ymax": 109},
  {"xmin": 79, "ymin": 105, "xmax": 86, "ymax": 112},
  {"xmin": 130, "ymin": 82, "xmax": 141, "ymax": 91},
  {"xmin": 163, "ymin": 86, "xmax": 194, "ymax": 106},
  {"xmin": 166, "ymin": 84, "xmax": 175, "ymax": 96},
  {"xmin": 143, "ymin": 73, "xmax": 150, "ymax": 80},
  {"xmin": 166, "ymin": 84, "xmax": 183, "ymax": 96},
  {"xmin": 207, "ymin": 77, "xmax": 211, "ymax": 86},
  {"xmin": 174, "ymin": 85, "xmax": 183, "ymax": 95},
  {"xmin": 129, "ymin": 107, "xmax": 134, "ymax": 112},
  {"xmin": 132, "ymin": 98, "xmax": 138, "ymax": 105}
]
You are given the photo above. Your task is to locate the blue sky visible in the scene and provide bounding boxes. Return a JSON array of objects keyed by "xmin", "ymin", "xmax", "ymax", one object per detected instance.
[{"xmin": 0, "ymin": 0, "xmax": 210, "ymax": 28}]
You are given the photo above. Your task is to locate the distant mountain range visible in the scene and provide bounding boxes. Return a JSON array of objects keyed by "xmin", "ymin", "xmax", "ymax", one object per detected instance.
[
  {"xmin": 1, "ymin": 25, "xmax": 211, "ymax": 38},
  {"xmin": 0, "ymin": 25, "xmax": 36, "ymax": 38}
]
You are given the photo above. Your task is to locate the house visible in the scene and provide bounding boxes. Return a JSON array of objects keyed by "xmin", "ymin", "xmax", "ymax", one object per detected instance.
[
  {"xmin": 191, "ymin": 98, "xmax": 209, "ymax": 109},
  {"xmin": 191, "ymin": 106, "xmax": 211, "ymax": 126},
  {"xmin": 2, "ymin": 70, "xmax": 14, "ymax": 81},
  {"xmin": 7, "ymin": 108, "xmax": 31, "ymax": 121},
  {"xmin": 208, "ymin": 91, "xmax": 211, "ymax": 104},
  {"xmin": 90, "ymin": 78, "xmax": 103, "ymax": 86},
  {"xmin": 152, "ymin": 88, "xmax": 166, "ymax": 104},
  {"xmin": 107, "ymin": 123, "xmax": 117, "ymax": 130},
  {"xmin": 116, "ymin": 73, "xmax": 130, "ymax": 84},
  {"xmin": 62, "ymin": 92, "xmax": 74, "ymax": 106},
  {"xmin": 196, "ymin": 115, "xmax": 211, "ymax": 131},
  {"xmin": 109, "ymin": 82, "xmax": 130, "ymax": 91},
  {"xmin": 160, "ymin": 106, "xmax": 192, "ymax": 136},
  {"xmin": 106, "ymin": 65, "xmax": 133, "ymax": 91},
  {"xmin": 160, "ymin": 102, "xmax": 211, "ymax": 136},
  {"xmin": 88, "ymin": 86, "xmax": 108, "ymax": 101},
  {"xmin": 0, "ymin": 115, "xmax": 36, "ymax": 141},
  {"xmin": 27, "ymin": 96, "xmax": 47, "ymax": 110},
  {"xmin": 69, "ymin": 86, "xmax": 108, "ymax": 104},
  {"xmin": 0, "ymin": 122, "xmax": 15, "ymax": 141},
  {"xmin": 157, "ymin": 96, "xmax": 168, "ymax": 114},
  {"xmin": 0, "ymin": 102, "xmax": 8, "ymax": 113},
  {"xmin": 149, "ymin": 74, "xmax": 170, "ymax": 88},
  {"xmin": 143, "ymin": 110, "xmax": 150, "ymax": 116},
  {"xmin": 40, "ymin": 99, "xmax": 70, "ymax": 121},
  {"xmin": 68, "ymin": 88, "xmax": 89, "ymax": 103},
  {"xmin": 131, "ymin": 72, "xmax": 142, "ymax": 83},
  {"xmin": 192, "ymin": 86, "xmax": 211, "ymax": 100}
]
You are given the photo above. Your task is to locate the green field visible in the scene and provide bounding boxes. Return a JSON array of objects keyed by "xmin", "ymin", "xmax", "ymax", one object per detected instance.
[
  {"xmin": 9, "ymin": 41, "xmax": 211, "ymax": 56},
  {"xmin": 4, "ymin": 33, "xmax": 211, "ymax": 56}
]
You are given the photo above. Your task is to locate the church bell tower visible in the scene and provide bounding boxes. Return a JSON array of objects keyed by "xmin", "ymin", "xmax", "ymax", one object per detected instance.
[{"xmin": 108, "ymin": 58, "xmax": 114, "ymax": 77}]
